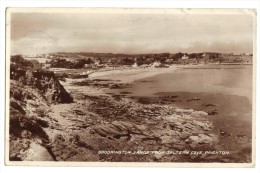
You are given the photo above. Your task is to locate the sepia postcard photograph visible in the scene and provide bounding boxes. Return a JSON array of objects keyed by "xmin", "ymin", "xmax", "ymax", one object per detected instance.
[{"xmin": 5, "ymin": 8, "xmax": 256, "ymax": 167}]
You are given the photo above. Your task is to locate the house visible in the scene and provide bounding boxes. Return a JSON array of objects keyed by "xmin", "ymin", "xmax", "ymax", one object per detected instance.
[
  {"xmin": 165, "ymin": 59, "xmax": 173, "ymax": 64},
  {"xmin": 201, "ymin": 53, "xmax": 207, "ymax": 58},
  {"xmin": 84, "ymin": 63, "xmax": 97, "ymax": 69},
  {"xmin": 232, "ymin": 53, "xmax": 241, "ymax": 56},
  {"xmin": 152, "ymin": 61, "xmax": 161, "ymax": 67},
  {"xmin": 94, "ymin": 60, "xmax": 100, "ymax": 66},
  {"xmin": 132, "ymin": 62, "xmax": 138, "ymax": 68},
  {"xmin": 181, "ymin": 54, "xmax": 189, "ymax": 60}
]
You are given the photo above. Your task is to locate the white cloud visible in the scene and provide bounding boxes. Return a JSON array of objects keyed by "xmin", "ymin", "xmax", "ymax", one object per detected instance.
[{"xmin": 11, "ymin": 12, "xmax": 254, "ymax": 55}]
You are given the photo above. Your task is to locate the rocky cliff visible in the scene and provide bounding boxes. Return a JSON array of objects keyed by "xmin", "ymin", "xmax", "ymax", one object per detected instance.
[
  {"xmin": 11, "ymin": 69, "xmax": 73, "ymax": 104},
  {"xmin": 9, "ymin": 57, "xmax": 73, "ymax": 161},
  {"xmin": 9, "ymin": 80, "xmax": 52, "ymax": 161}
]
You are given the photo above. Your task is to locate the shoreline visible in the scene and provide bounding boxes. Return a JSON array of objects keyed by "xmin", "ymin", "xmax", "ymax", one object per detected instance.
[
  {"xmin": 88, "ymin": 66, "xmax": 178, "ymax": 83},
  {"xmin": 61, "ymin": 66, "xmax": 179, "ymax": 96},
  {"xmin": 58, "ymin": 63, "xmax": 250, "ymax": 85}
]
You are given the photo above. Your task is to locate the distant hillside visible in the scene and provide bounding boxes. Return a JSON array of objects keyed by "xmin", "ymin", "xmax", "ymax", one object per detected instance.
[{"xmin": 44, "ymin": 52, "xmax": 253, "ymax": 67}]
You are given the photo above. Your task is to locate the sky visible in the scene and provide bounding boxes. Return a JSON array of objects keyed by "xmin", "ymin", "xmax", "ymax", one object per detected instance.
[{"xmin": 10, "ymin": 11, "xmax": 254, "ymax": 55}]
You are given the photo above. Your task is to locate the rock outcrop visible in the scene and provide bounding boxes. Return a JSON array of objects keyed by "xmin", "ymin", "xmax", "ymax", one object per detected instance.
[
  {"xmin": 9, "ymin": 81, "xmax": 52, "ymax": 161},
  {"xmin": 11, "ymin": 69, "xmax": 73, "ymax": 104}
]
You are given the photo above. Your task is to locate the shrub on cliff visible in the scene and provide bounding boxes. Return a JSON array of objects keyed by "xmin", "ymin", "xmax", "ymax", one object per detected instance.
[
  {"xmin": 10, "ymin": 112, "xmax": 49, "ymax": 140},
  {"xmin": 119, "ymin": 57, "xmax": 135, "ymax": 66},
  {"xmin": 11, "ymin": 55, "xmax": 33, "ymax": 69},
  {"xmin": 49, "ymin": 58, "xmax": 93, "ymax": 69}
]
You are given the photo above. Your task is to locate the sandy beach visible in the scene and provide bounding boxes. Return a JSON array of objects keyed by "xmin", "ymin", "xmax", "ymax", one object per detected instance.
[
  {"xmin": 89, "ymin": 66, "xmax": 177, "ymax": 83},
  {"xmin": 60, "ymin": 66, "xmax": 178, "ymax": 97}
]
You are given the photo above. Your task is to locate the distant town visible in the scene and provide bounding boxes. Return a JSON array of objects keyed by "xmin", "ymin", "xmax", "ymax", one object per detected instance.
[{"xmin": 20, "ymin": 52, "xmax": 253, "ymax": 70}]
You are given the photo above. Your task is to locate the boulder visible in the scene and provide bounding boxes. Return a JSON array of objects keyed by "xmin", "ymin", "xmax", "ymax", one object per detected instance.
[
  {"xmin": 185, "ymin": 134, "xmax": 214, "ymax": 148},
  {"xmin": 191, "ymin": 111, "xmax": 208, "ymax": 116}
]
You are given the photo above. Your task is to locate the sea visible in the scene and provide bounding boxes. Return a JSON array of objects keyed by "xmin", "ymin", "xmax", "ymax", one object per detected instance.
[{"xmin": 110, "ymin": 64, "xmax": 253, "ymax": 160}]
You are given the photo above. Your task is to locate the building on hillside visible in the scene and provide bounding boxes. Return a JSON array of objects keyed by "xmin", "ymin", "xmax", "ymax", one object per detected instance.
[
  {"xmin": 132, "ymin": 62, "xmax": 138, "ymax": 68},
  {"xmin": 152, "ymin": 61, "xmax": 161, "ymax": 67},
  {"xmin": 165, "ymin": 59, "xmax": 173, "ymax": 64},
  {"xmin": 232, "ymin": 53, "xmax": 241, "ymax": 56},
  {"xmin": 181, "ymin": 54, "xmax": 189, "ymax": 60},
  {"xmin": 201, "ymin": 53, "xmax": 206, "ymax": 57},
  {"xmin": 94, "ymin": 60, "xmax": 100, "ymax": 66}
]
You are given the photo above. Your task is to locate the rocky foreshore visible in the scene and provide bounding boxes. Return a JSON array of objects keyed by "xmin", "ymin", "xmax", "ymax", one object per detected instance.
[
  {"xmin": 44, "ymin": 94, "xmax": 221, "ymax": 162},
  {"xmin": 9, "ymin": 72, "xmax": 220, "ymax": 162}
]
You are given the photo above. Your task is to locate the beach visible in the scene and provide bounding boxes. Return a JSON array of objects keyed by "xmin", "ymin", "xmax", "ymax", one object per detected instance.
[
  {"xmin": 60, "ymin": 66, "xmax": 177, "ymax": 96},
  {"xmin": 89, "ymin": 66, "xmax": 177, "ymax": 83}
]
